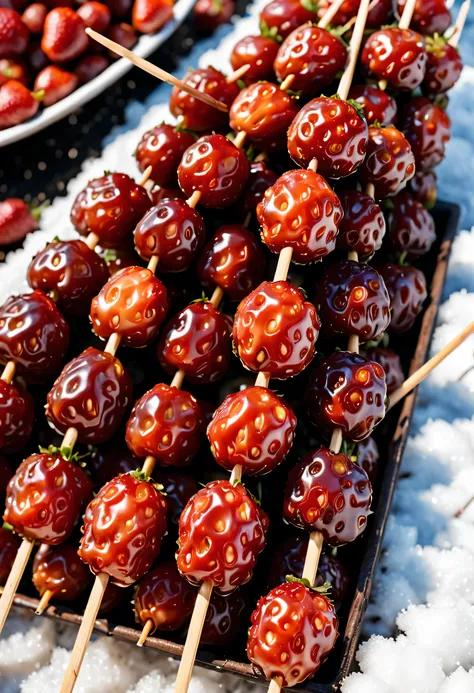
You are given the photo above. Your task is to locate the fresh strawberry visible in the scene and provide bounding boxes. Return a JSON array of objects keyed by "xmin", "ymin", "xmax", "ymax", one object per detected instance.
[
  {"xmin": 34, "ymin": 65, "xmax": 77, "ymax": 106},
  {"xmin": 0, "ymin": 57, "xmax": 28, "ymax": 86},
  {"xmin": 77, "ymin": 1, "xmax": 111, "ymax": 33},
  {"xmin": 0, "ymin": 197, "xmax": 41, "ymax": 244},
  {"xmin": 0, "ymin": 8, "xmax": 29, "ymax": 57},
  {"xmin": 33, "ymin": 543, "xmax": 93, "ymax": 603},
  {"xmin": 193, "ymin": 0, "xmax": 234, "ymax": 35},
  {"xmin": 21, "ymin": 3, "xmax": 46, "ymax": 33},
  {"xmin": 0, "ymin": 79, "xmax": 41, "ymax": 129},
  {"xmin": 132, "ymin": 0, "xmax": 173, "ymax": 33},
  {"xmin": 74, "ymin": 54, "xmax": 109, "ymax": 83},
  {"xmin": 41, "ymin": 7, "xmax": 88, "ymax": 63}
]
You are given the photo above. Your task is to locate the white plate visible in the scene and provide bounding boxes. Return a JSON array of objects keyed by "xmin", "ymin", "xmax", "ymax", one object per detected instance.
[{"xmin": 0, "ymin": 0, "xmax": 196, "ymax": 148}]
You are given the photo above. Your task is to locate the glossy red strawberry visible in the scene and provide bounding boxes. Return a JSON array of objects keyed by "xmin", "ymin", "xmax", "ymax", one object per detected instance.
[
  {"xmin": 46, "ymin": 347, "xmax": 133, "ymax": 444},
  {"xmin": 230, "ymin": 35, "xmax": 278, "ymax": 84},
  {"xmin": 41, "ymin": 7, "xmax": 88, "ymax": 62},
  {"xmin": 0, "ymin": 8, "xmax": 29, "ymax": 57},
  {"xmin": 0, "ymin": 80, "xmax": 41, "ymax": 129},
  {"xmin": 348, "ymin": 85, "xmax": 397, "ymax": 126},
  {"xmin": 33, "ymin": 543, "xmax": 92, "ymax": 602},
  {"xmin": 22, "ymin": 4, "xmax": 46, "ymax": 34},
  {"xmin": 79, "ymin": 471, "xmax": 167, "ymax": 586},
  {"xmin": 408, "ymin": 170, "xmax": 437, "ymax": 209},
  {"xmin": 34, "ymin": 64, "xmax": 77, "ymax": 106},
  {"xmin": 4, "ymin": 452, "xmax": 93, "ymax": 544},
  {"xmin": 397, "ymin": 0, "xmax": 451, "ymax": 35},
  {"xmin": 0, "ymin": 378, "xmax": 34, "ymax": 453},
  {"xmin": 201, "ymin": 587, "xmax": 248, "ymax": 645},
  {"xmin": 0, "ymin": 198, "xmax": 39, "ymax": 245},
  {"xmin": 194, "ymin": 0, "xmax": 234, "ymax": 34},
  {"xmin": 423, "ymin": 37, "xmax": 462, "ymax": 96},
  {"xmin": 257, "ymin": 169, "xmax": 343, "ymax": 263},
  {"xmin": 361, "ymin": 28, "xmax": 427, "ymax": 91},
  {"xmin": 0, "ymin": 57, "xmax": 29, "ymax": 86},
  {"xmin": 316, "ymin": 261, "xmax": 390, "ymax": 342},
  {"xmin": 157, "ymin": 301, "xmax": 233, "ymax": 384},
  {"xmin": 107, "ymin": 22, "xmax": 137, "ymax": 55},
  {"xmin": 356, "ymin": 436, "xmax": 379, "ymax": 485},
  {"xmin": 169, "ymin": 67, "xmax": 238, "ymax": 132},
  {"xmin": 288, "ymin": 97, "xmax": 368, "ymax": 179},
  {"xmin": 243, "ymin": 160, "xmax": 278, "ymax": 217},
  {"xmin": 154, "ymin": 469, "xmax": 198, "ymax": 529},
  {"xmin": 135, "ymin": 124, "xmax": 195, "ymax": 188},
  {"xmin": 359, "ymin": 125, "xmax": 415, "ymax": 199},
  {"xmin": 90, "ymin": 266, "xmax": 168, "ymax": 348},
  {"xmin": 247, "ymin": 581, "xmax": 338, "ymax": 686},
  {"xmin": 229, "ymin": 82, "xmax": 298, "ymax": 151},
  {"xmin": 401, "ymin": 97, "xmax": 451, "ymax": 172},
  {"xmin": 377, "ymin": 263, "xmax": 427, "ymax": 334},
  {"xmin": 0, "ymin": 291, "xmax": 69, "ymax": 382},
  {"xmin": 77, "ymin": 1, "xmax": 111, "ymax": 32},
  {"xmin": 178, "ymin": 134, "xmax": 249, "ymax": 209},
  {"xmin": 234, "ymin": 281, "xmax": 320, "ymax": 379},
  {"xmin": 134, "ymin": 560, "xmax": 196, "ymax": 632},
  {"xmin": 259, "ymin": 0, "xmax": 318, "ymax": 40},
  {"xmin": 336, "ymin": 190, "xmax": 385, "ymax": 260},
  {"xmin": 70, "ymin": 172, "xmax": 151, "ymax": 248},
  {"xmin": 132, "ymin": 0, "xmax": 173, "ymax": 33},
  {"xmin": 363, "ymin": 347, "xmax": 403, "ymax": 396},
  {"xmin": 306, "ymin": 351, "xmax": 387, "ymax": 441},
  {"xmin": 208, "ymin": 386, "xmax": 297, "ymax": 476},
  {"xmin": 134, "ymin": 199, "xmax": 205, "ymax": 272},
  {"xmin": 274, "ymin": 26, "xmax": 347, "ymax": 97},
  {"xmin": 197, "ymin": 225, "xmax": 265, "ymax": 301},
  {"xmin": 27, "ymin": 239, "xmax": 109, "ymax": 315},
  {"xmin": 386, "ymin": 191, "xmax": 436, "ymax": 259},
  {"xmin": 75, "ymin": 54, "xmax": 109, "ymax": 83},
  {"xmin": 0, "ymin": 527, "xmax": 21, "ymax": 585},
  {"xmin": 177, "ymin": 479, "xmax": 269, "ymax": 594}
]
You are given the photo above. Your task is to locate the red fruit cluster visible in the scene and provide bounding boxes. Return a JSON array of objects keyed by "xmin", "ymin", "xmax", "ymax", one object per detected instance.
[
  {"xmin": 134, "ymin": 561, "xmax": 196, "ymax": 632},
  {"xmin": 378, "ymin": 263, "xmax": 427, "ymax": 334},
  {"xmin": 361, "ymin": 28, "xmax": 427, "ymax": 90},
  {"xmin": 363, "ymin": 347, "xmax": 404, "ymax": 395},
  {"xmin": 348, "ymin": 85, "xmax": 397, "ymax": 126},
  {"xmin": 386, "ymin": 192, "xmax": 436, "ymax": 259},
  {"xmin": 336, "ymin": 190, "xmax": 386, "ymax": 260},
  {"xmin": 202, "ymin": 588, "xmax": 249, "ymax": 645},
  {"xmin": 135, "ymin": 124, "xmax": 196, "ymax": 188},
  {"xmin": 33, "ymin": 543, "xmax": 92, "ymax": 602},
  {"xmin": 230, "ymin": 35, "xmax": 278, "ymax": 84},
  {"xmin": 259, "ymin": 0, "xmax": 319, "ymax": 40},
  {"xmin": 423, "ymin": 37, "xmax": 462, "ymax": 96},
  {"xmin": 401, "ymin": 97, "xmax": 451, "ymax": 171},
  {"xmin": 360, "ymin": 125, "xmax": 416, "ymax": 199}
]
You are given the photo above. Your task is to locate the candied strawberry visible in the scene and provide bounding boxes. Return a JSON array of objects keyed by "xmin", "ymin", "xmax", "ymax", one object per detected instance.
[
  {"xmin": 243, "ymin": 160, "xmax": 278, "ymax": 217},
  {"xmin": 363, "ymin": 347, "xmax": 403, "ymax": 396},
  {"xmin": 33, "ymin": 65, "xmax": 77, "ymax": 106},
  {"xmin": 4, "ymin": 452, "xmax": 93, "ymax": 544},
  {"xmin": 0, "ymin": 80, "xmax": 41, "ymax": 129},
  {"xmin": 132, "ymin": 0, "xmax": 173, "ymax": 32},
  {"xmin": 46, "ymin": 347, "xmax": 133, "ymax": 444},
  {"xmin": 79, "ymin": 471, "xmax": 167, "ymax": 586},
  {"xmin": 134, "ymin": 199, "xmax": 205, "ymax": 272},
  {"xmin": 178, "ymin": 134, "xmax": 249, "ymax": 209},
  {"xmin": 0, "ymin": 378, "xmax": 34, "ymax": 453},
  {"xmin": 287, "ymin": 97, "xmax": 368, "ymax": 179},
  {"xmin": 284, "ymin": 447, "xmax": 372, "ymax": 545},
  {"xmin": 356, "ymin": 436, "xmax": 379, "ymax": 485},
  {"xmin": 0, "ymin": 8, "xmax": 29, "ymax": 57},
  {"xmin": 348, "ymin": 85, "xmax": 397, "ymax": 126},
  {"xmin": 197, "ymin": 225, "xmax": 265, "ymax": 301},
  {"xmin": 274, "ymin": 26, "xmax": 347, "ymax": 97},
  {"xmin": 0, "ymin": 527, "xmax": 21, "ymax": 585},
  {"xmin": 150, "ymin": 185, "xmax": 185, "ymax": 205},
  {"xmin": 157, "ymin": 301, "xmax": 233, "ymax": 384},
  {"xmin": 306, "ymin": 351, "xmax": 387, "ymax": 441},
  {"xmin": 377, "ymin": 263, "xmax": 427, "ymax": 334},
  {"xmin": 386, "ymin": 191, "xmax": 436, "ymax": 259},
  {"xmin": 28, "ymin": 239, "xmax": 109, "ymax": 316},
  {"xmin": 336, "ymin": 190, "xmax": 385, "ymax": 260},
  {"xmin": 423, "ymin": 37, "xmax": 462, "ymax": 96},
  {"xmin": 33, "ymin": 543, "xmax": 92, "ymax": 602},
  {"xmin": 230, "ymin": 35, "xmax": 278, "ymax": 84},
  {"xmin": 316, "ymin": 261, "xmax": 390, "ymax": 342},
  {"xmin": 208, "ymin": 386, "xmax": 296, "ymax": 476},
  {"xmin": 135, "ymin": 124, "xmax": 195, "ymax": 188},
  {"xmin": 154, "ymin": 469, "xmax": 198, "ymax": 529},
  {"xmin": 401, "ymin": 97, "xmax": 450, "ymax": 172},
  {"xmin": 126, "ymin": 384, "xmax": 204, "ymax": 467},
  {"xmin": 233, "ymin": 281, "xmax": 320, "ymax": 379},
  {"xmin": 0, "ymin": 57, "xmax": 28, "ymax": 86},
  {"xmin": 230, "ymin": 82, "xmax": 298, "ymax": 152},
  {"xmin": 257, "ymin": 169, "xmax": 343, "ymax": 263},
  {"xmin": 194, "ymin": 0, "xmax": 234, "ymax": 34},
  {"xmin": 0, "ymin": 197, "xmax": 39, "ymax": 245},
  {"xmin": 177, "ymin": 479, "xmax": 268, "ymax": 594},
  {"xmin": 90, "ymin": 266, "xmax": 168, "ymax": 348},
  {"xmin": 169, "ymin": 67, "xmax": 238, "ymax": 132},
  {"xmin": 202, "ymin": 587, "xmax": 248, "ymax": 645},
  {"xmin": 77, "ymin": 1, "xmax": 111, "ymax": 33},
  {"xmin": 107, "ymin": 22, "xmax": 137, "ymax": 56},
  {"xmin": 22, "ymin": 3, "xmax": 47, "ymax": 34},
  {"xmin": 74, "ymin": 54, "xmax": 109, "ymax": 83},
  {"xmin": 70, "ymin": 172, "xmax": 151, "ymax": 248},
  {"xmin": 41, "ymin": 8, "xmax": 87, "ymax": 63},
  {"xmin": 247, "ymin": 581, "xmax": 338, "ymax": 686},
  {"xmin": 366, "ymin": 0, "xmax": 393, "ymax": 26},
  {"xmin": 134, "ymin": 561, "xmax": 196, "ymax": 632},
  {"xmin": 259, "ymin": 0, "xmax": 318, "ymax": 40},
  {"xmin": 0, "ymin": 291, "xmax": 69, "ymax": 382},
  {"xmin": 359, "ymin": 125, "xmax": 415, "ymax": 199},
  {"xmin": 361, "ymin": 28, "xmax": 427, "ymax": 91},
  {"xmin": 397, "ymin": 0, "xmax": 450, "ymax": 35},
  {"xmin": 408, "ymin": 170, "xmax": 437, "ymax": 209}
]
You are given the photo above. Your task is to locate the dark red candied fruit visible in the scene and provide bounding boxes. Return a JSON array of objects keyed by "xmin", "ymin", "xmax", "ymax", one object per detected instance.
[
  {"xmin": 397, "ymin": 0, "xmax": 451, "ymax": 36},
  {"xmin": 305, "ymin": 351, "xmax": 387, "ymax": 442},
  {"xmin": 288, "ymin": 97, "xmax": 368, "ymax": 179},
  {"xmin": 0, "ymin": 291, "xmax": 69, "ymax": 383},
  {"xmin": 243, "ymin": 160, "xmax": 278, "ymax": 217},
  {"xmin": 284, "ymin": 447, "xmax": 372, "ymax": 545},
  {"xmin": 157, "ymin": 301, "xmax": 233, "ymax": 384},
  {"xmin": 386, "ymin": 191, "xmax": 436, "ymax": 259},
  {"xmin": 361, "ymin": 28, "xmax": 427, "ymax": 90},
  {"xmin": 27, "ymin": 239, "xmax": 109, "ymax": 315},
  {"xmin": 359, "ymin": 125, "xmax": 415, "ymax": 199},
  {"xmin": 178, "ymin": 134, "xmax": 249, "ymax": 209},
  {"xmin": 230, "ymin": 35, "xmax": 278, "ymax": 84},
  {"xmin": 377, "ymin": 262, "xmax": 427, "ymax": 334},
  {"xmin": 0, "ymin": 8, "xmax": 30, "ymax": 57},
  {"xmin": 125, "ymin": 384, "xmax": 204, "ymax": 467},
  {"xmin": 400, "ymin": 97, "xmax": 451, "ymax": 172},
  {"xmin": 366, "ymin": 0, "xmax": 393, "ymax": 26},
  {"xmin": 74, "ymin": 54, "xmax": 109, "ymax": 84},
  {"xmin": 177, "ymin": 479, "xmax": 269, "ymax": 594},
  {"xmin": 259, "ymin": 0, "xmax": 318, "ymax": 40},
  {"xmin": 99, "ymin": 582, "xmax": 127, "ymax": 614},
  {"xmin": 233, "ymin": 281, "xmax": 320, "ymax": 379},
  {"xmin": 70, "ymin": 172, "xmax": 151, "ymax": 249},
  {"xmin": 45, "ymin": 347, "xmax": 133, "ymax": 444},
  {"xmin": 201, "ymin": 587, "xmax": 248, "ymax": 645},
  {"xmin": 363, "ymin": 347, "xmax": 404, "ymax": 396},
  {"xmin": 77, "ymin": 1, "xmax": 111, "ymax": 33},
  {"xmin": 90, "ymin": 266, "xmax": 168, "ymax": 348},
  {"xmin": 316, "ymin": 261, "xmax": 391, "ymax": 342},
  {"xmin": 169, "ymin": 67, "xmax": 238, "ymax": 132},
  {"xmin": 407, "ymin": 170, "xmax": 437, "ymax": 209},
  {"xmin": 336, "ymin": 190, "xmax": 386, "ymax": 260},
  {"xmin": 193, "ymin": 0, "xmax": 234, "ymax": 34},
  {"xmin": 0, "ymin": 527, "xmax": 21, "ymax": 585},
  {"xmin": 135, "ymin": 124, "xmax": 196, "ymax": 188},
  {"xmin": 422, "ymin": 38, "xmax": 462, "ymax": 96},
  {"xmin": 229, "ymin": 82, "xmax": 298, "ymax": 151},
  {"xmin": 197, "ymin": 225, "xmax": 266, "ymax": 301},
  {"xmin": 33, "ymin": 543, "xmax": 92, "ymax": 602},
  {"xmin": 356, "ymin": 436, "xmax": 379, "ymax": 485},
  {"xmin": 134, "ymin": 198, "xmax": 205, "ymax": 272},
  {"xmin": 154, "ymin": 468, "xmax": 198, "ymax": 529},
  {"xmin": 4, "ymin": 453, "xmax": 93, "ymax": 544},
  {"xmin": 0, "ymin": 378, "xmax": 34, "ymax": 453},
  {"xmin": 257, "ymin": 169, "xmax": 343, "ymax": 263},
  {"xmin": 134, "ymin": 560, "xmax": 196, "ymax": 632},
  {"xmin": 208, "ymin": 386, "xmax": 297, "ymax": 476},
  {"xmin": 348, "ymin": 85, "xmax": 397, "ymax": 126},
  {"xmin": 247, "ymin": 581, "xmax": 338, "ymax": 686},
  {"xmin": 274, "ymin": 26, "xmax": 347, "ymax": 97},
  {"xmin": 150, "ymin": 185, "xmax": 185, "ymax": 206},
  {"xmin": 106, "ymin": 22, "xmax": 137, "ymax": 56},
  {"xmin": 79, "ymin": 471, "xmax": 167, "ymax": 586}
]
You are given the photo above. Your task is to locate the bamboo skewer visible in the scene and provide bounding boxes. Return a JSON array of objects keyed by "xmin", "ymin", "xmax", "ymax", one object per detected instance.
[
  {"xmin": 448, "ymin": 0, "xmax": 470, "ymax": 48},
  {"xmin": 0, "ymin": 538, "xmax": 34, "ymax": 632}
]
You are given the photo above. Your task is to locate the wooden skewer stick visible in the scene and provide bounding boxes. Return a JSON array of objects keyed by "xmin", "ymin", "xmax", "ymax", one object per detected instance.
[
  {"xmin": 337, "ymin": 0, "xmax": 371, "ymax": 100},
  {"xmin": 1, "ymin": 360, "xmax": 16, "ymax": 384},
  {"xmin": 398, "ymin": 0, "xmax": 418, "ymax": 30},
  {"xmin": 137, "ymin": 618, "xmax": 154, "ymax": 647},
  {"xmin": 35, "ymin": 589, "xmax": 54, "ymax": 615},
  {"xmin": 0, "ymin": 538, "xmax": 34, "ymax": 633},
  {"xmin": 448, "ymin": 0, "xmax": 470, "ymax": 48},
  {"xmin": 338, "ymin": 0, "xmax": 379, "ymax": 32}
]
